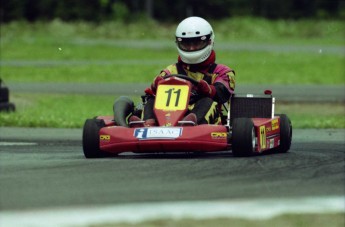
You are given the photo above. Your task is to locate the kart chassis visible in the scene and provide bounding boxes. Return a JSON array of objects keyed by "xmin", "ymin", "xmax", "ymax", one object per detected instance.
[{"xmin": 82, "ymin": 75, "xmax": 292, "ymax": 158}]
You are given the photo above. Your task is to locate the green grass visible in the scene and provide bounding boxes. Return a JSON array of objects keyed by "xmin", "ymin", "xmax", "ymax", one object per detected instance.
[
  {"xmin": 0, "ymin": 18, "xmax": 344, "ymax": 128},
  {"xmin": 1, "ymin": 17, "xmax": 344, "ymax": 44},
  {"xmin": 0, "ymin": 93, "xmax": 344, "ymax": 128},
  {"xmin": 0, "ymin": 93, "xmax": 122, "ymax": 128},
  {"xmin": 276, "ymin": 103, "xmax": 345, "ymax": 128},
  {"xmin": 93, "ymin": 213, "xmax": 345, "ymax": 227},
  {"xmin": 1, "ymin": 18, "xmax": 344, "ymax": 84},
  {"xmin": 1, "ymin": 49, "xmax": 343, "ymax": 85}
]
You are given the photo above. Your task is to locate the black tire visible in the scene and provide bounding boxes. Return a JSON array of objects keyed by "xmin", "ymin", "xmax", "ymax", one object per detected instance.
[
  {"xmin": 0, "ymin": 102, "xmax": 15, "ymax": 112},
  {"xmin": 82, "ymin": 118, "xmax": 109, "ymax": 158},
  {"xmin": 232, "ymin": 118, "xmax": 256, "ymax": 157},
  {"xmin": 0, "ymin": 87, "xmax": 9, "ymax": 102},
  {"xmin": 113, "ymin": 96, "xmax": 134, "ymax": 127},
  {"xmin": 276, "ymin": 114, "xmax": 292, "ymax": 153}
]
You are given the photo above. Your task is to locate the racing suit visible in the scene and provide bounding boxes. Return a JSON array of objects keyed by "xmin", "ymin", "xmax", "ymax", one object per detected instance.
[{"xmin": 143, "ymin": 50, "xmax": 235, "ymax": 124}]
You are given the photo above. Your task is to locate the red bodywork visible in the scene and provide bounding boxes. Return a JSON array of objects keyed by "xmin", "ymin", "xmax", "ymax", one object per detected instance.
[
  {"xmin": 99, "ymin": 124, "xmax": 228, "ymax": 153},
  {"xmin": 97, "ymin": 117, "xmax": 281, "ymax": 154},
  {"xmin": 253, "ymin": 118, "xmax": 281, "ymax": 153},
  {"xmin": 95, "ymin": 77, "xmax": 282, "ymax": 155}
]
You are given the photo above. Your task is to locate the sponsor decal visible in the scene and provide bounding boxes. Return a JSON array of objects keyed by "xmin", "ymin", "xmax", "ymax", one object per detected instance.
[
  {"xmin": 269, "ymin": 139, "xmax": 275, "ymax": 148},
  {"xmin": 211, "ymin": 132, "xmax": 227, "ymax": 139},
  {"xmin": 100, "ymin": 135, "xmax": 110, "ymax": 141},
  {"xmin": 134, "ymin": 127, "xmax": 182, "ymax": 140},
  {"xmin": 259, "ymin": 126, "xmax": 267, "ymax": 149},
  {"xmin": 272, "ymin": 119, "xmax": 279, "ymax": 130}
]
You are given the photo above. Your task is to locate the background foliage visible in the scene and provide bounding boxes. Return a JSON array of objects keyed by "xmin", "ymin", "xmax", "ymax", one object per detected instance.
[{"xmin": 1, "ymin": 0, "xmax": 344, "ymax": 23}]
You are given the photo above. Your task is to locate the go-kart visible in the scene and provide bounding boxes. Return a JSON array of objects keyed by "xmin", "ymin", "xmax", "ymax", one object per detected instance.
[{"xmin": 82, "ymin": 75, "xmax": 292, "ymax": 158}]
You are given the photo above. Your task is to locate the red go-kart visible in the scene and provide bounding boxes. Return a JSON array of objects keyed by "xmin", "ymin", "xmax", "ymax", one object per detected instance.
[{"xmin": 82, "ymin": 75, "xmax": 292, "ymax": 158}]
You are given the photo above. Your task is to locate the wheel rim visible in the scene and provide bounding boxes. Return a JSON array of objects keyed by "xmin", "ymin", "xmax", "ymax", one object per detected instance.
[{"xmin": 251, "ymin": 128, "xmax": 256, "ymax": 151}]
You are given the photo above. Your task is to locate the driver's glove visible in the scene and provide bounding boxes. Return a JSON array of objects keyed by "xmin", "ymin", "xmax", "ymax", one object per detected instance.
[
  {"xmin": 151, "ymin": 76, "xmax": 163, "ymax": 94},
  {"xmin": 197, "ymin": 79, "xmax": 216, "ymax": 98}
]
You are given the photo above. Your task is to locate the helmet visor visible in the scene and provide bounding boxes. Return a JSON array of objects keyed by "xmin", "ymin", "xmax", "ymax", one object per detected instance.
[{"xmin": 176, "ymin": 34, "xmax": 211, "ymax": 52}]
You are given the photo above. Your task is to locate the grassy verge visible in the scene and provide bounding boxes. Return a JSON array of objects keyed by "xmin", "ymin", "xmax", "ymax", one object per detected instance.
[
  {"xmin": 1, "ymin": 19, "xmax": 344, "ymax": 85},
  {"xmin": 1, "ymin": 49, "xmax": 343, "ymax": 85},
  {"xmin": 94, "ymin": 213, "xmax": 345, "ymax": 227},
  {"xmin": 0, "ymin": 19, "xmax": 344, "ymax": 128},
  {"xmin": 0, "ymin": 93, "xmax": 344, "ymax": 128}
]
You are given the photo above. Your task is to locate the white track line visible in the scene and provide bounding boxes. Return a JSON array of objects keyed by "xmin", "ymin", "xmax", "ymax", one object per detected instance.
[
  {"xmin": 0, "ymin": 142, "xmax": 37, "ymax": 146},
  {"xmin": 0, "ymin": 196, "xmax": 344, "ymax": 227}
]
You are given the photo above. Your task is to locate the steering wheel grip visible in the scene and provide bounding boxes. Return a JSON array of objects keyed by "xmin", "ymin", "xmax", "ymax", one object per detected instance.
[{"xmin": 163, "ymin": 74, "xmax": 199, "ymax": 86}]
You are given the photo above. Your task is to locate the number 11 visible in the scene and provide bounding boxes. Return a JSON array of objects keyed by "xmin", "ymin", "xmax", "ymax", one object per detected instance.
[{"xmin": 165, "ymin": 88, "xmax": 181, "ymax": 107}]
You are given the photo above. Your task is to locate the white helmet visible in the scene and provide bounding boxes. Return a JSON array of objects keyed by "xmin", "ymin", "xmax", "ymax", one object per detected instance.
[{"xmin": 175, "ymin": 16, "xmax": 215, "ymax": 64}]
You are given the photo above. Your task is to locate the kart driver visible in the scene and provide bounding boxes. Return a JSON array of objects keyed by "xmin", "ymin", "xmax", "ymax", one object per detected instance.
[{"xmin": 135, "ymin": 16, "xmax": 236, "ymax": 126}]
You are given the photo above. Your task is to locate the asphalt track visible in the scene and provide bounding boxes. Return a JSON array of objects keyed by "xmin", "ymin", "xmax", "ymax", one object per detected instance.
[
  {"xmin": 1, "ymin": 40, "xmax": 344, "ymax": 226},
  {"xmin": 1, "ymin": 84, "xmax": 345, "ymax": 222},
  {"xmin": 0, "ymin": 127, "xmax": 344, "ymax": 212},
  {"xmin": 1, "ymin": 80, "xmax": 345, "ymax": 225}
]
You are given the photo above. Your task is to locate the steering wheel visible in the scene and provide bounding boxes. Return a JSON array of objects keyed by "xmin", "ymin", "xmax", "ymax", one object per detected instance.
[{"xmin": 163, "ymin": 74, "xmax": 199, "ymax": 86}]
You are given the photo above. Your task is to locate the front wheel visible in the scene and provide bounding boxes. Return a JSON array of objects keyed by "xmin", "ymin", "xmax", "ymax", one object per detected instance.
[
  {"xmin": 232, "ymin": 118, "xmax": 256, "ymax": 157},
  {"xmin": 82, "ymin": 118, "xmax": 110, "ymax": 158}
]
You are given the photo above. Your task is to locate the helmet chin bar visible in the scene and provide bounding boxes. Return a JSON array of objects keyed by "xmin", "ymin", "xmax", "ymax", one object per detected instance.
[{"xmin": 177, "ymin": 43, "xmax": 213, "ymax": 64}]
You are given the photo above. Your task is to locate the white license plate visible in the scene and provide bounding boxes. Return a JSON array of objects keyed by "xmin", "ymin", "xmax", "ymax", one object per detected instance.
[{"xmin": 134, "ymin": 127, "xmax": 182, "ymax": 140}]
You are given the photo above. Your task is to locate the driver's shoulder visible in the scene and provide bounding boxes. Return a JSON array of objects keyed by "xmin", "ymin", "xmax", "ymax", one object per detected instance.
[
  {"xmin": 161, "ymin": 64, "xmax": 179, "ymax": 75},
  {"xmin": 213, "ymin": 63, "xmax": 234, "ymax": 74}
]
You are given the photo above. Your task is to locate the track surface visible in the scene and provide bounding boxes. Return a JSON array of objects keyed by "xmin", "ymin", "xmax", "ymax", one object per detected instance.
[{"xmin": 0, "ymin": 127, "xmax": 344, "ymax": 211}]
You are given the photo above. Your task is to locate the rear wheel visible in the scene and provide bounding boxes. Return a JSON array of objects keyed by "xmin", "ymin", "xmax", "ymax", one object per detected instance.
[
  {"xmin": 232, "ymin": 118, "xmax": 256, "ymax": 157},
  {"xmin": 113, "ymin": 96, "xmax": 134, "ymax": 127},
  {"xmin": 82, "ymin": 118, "xmax": 110, "ymax": 158},
  {"xmin": 276, "ymin": 114, "xmax": 292, "ymax": 153}
]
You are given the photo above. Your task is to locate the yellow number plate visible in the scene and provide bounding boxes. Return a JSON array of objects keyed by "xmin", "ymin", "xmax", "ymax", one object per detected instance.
[{"xmin": 155, "ymin": 85, "xmax": 189, "ymax": 111}]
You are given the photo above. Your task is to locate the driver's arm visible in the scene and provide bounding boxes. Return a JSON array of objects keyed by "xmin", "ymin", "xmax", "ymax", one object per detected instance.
[{"xmin": 213, "ymin": 70, "xmax": 235, "ymax": 103}]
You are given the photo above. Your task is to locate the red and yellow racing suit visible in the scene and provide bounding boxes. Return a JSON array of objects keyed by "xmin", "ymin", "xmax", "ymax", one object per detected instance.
[{"xmin": 144, "ymin": 53, "xmax": 235, "ymax": 125}]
